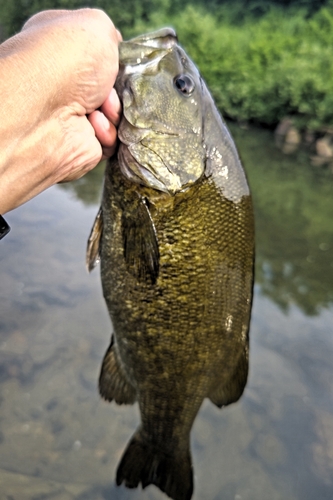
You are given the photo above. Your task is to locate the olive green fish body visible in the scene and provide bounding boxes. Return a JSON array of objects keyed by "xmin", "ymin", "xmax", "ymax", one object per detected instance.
[{"xmin": 87, "ymin": 28, "xmax": 254, "ymax": 500}]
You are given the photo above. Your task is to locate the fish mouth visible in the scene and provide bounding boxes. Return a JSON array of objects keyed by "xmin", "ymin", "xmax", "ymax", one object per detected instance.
[
  {"xmin": 116, "ymin": 29, "xmax": 178, "ymax": 94},
  {"xmin": 117, "ymin": 28, "xmax": 177, "ymax": 69},
  {"xmin": 127, "ymin": 27, "xmax": 178, "ymax": 48}
]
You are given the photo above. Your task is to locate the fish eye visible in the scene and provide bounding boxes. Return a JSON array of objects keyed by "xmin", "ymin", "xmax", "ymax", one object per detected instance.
[{"xmin": 173, "ymin": 75, "xmax": 195, "ymax": 96}]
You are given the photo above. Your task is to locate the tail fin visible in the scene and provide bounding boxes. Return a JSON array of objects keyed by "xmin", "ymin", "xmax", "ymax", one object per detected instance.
[{"xmin": 116, "ymin": 429, "xmax": 193, "ymax": 500}]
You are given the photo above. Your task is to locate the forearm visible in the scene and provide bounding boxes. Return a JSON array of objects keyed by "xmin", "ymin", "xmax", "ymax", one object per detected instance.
[
  {"xmin": 0, "ymin": 58, "xmax": 63, "ymax": 214},
  {"xmin": 0, "ymin": 114, "xmax": 68, "ymax": 213},
  {"xmin": 0, "ymin": 74, "xmax": 43, "ymax": 212}
]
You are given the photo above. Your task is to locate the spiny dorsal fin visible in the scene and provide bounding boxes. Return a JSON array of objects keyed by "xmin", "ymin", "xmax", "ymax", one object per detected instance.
[{"xmin": 86, "ymin": 207, "xmax": 103, "ymax": 272}]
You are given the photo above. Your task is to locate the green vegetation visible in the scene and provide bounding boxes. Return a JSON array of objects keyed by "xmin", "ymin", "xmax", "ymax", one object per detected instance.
[
  {"xmin": 1, "ymin": 0, "xmax": 333, "ymax": 129},
  {"xmin": 132, "ymin": 3, "xmax": 333, "ymax": 131}
]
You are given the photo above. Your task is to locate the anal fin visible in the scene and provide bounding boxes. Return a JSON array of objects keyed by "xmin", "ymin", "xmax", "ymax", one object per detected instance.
[{"xmin": 99, "ymin": 336, "xmax": 137, "ymax": 405}]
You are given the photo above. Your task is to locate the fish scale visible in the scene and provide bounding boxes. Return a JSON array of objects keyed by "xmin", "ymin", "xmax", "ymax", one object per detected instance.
[{"xmin": 87, "ymin": 27, "xmax": 254, "ymax": 500}]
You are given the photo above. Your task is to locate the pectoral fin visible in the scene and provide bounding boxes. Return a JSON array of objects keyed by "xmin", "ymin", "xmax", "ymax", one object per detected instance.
[
  {"xmin": 122, "ymin": 196, "xmax": 159, "ymax": 285},
  {"xmin": 99, "ymin": 336, "xmax": 137, "ymax": 405},
  {"xmin": 86, "ymin": 207, "xmax": 103, "ymax": 272}
]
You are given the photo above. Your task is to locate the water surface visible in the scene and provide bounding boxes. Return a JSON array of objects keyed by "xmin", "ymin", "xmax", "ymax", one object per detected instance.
[{"xmin": 1, "ymin": 125, "xmax": 333, "ymax": 500}]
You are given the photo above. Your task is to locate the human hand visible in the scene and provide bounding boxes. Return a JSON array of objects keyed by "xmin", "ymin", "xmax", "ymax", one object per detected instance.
[{"xmin": 0, "ymin": 9, "xmax": 121, "ymax": 214}]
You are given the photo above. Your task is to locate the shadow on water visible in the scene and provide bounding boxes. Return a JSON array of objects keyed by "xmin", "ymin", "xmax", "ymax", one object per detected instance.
[{"xmin": 1, "ymin": 124, "xmax": 333, "ymax": 500}]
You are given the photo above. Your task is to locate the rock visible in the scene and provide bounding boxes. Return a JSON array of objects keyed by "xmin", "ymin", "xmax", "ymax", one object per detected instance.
[
  {"xmin": 310, "ymin": 156, "xmax": 331, "ymax": 167},
  {"xmin": 275, "ymin": 119, "xmax": 301, "ymax": 154},
  {"xmin": 315, "ymin": 135, "xmax": 333, "ymax": 158},
  {"xmin": 285, "ymin": 127, "xmax": 301, "ymax": 145},
  {"xmin": 275, "ymin": 117, "xmax": 293, "ymax": 137}
]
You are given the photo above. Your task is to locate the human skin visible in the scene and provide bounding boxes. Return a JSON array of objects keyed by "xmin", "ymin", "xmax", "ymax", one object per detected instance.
[{"xmin": 0, "ymin": 9, "xmax": 121, "ymax": 214}]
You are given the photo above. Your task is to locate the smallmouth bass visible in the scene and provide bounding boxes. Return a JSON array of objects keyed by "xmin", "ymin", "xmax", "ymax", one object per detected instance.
[{"xmin": 87, "ymin": 28, "xmax": 254, "ymax": 500}]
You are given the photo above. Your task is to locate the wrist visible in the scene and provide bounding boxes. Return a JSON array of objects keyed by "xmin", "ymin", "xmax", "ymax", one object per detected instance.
[{"xmin": 0, "ymin": 117, "xmax": 60, "ymax": 213}]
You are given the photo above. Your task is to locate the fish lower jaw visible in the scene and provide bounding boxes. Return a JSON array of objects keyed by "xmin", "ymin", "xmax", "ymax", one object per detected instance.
[{"xmin": 118, "ymin": 146, "xmax": 183, "ymax": 195}]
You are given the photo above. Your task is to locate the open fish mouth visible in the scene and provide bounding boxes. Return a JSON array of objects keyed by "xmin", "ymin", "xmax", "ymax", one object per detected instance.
[{"xmin": 115, "ymin": 28, "xmax": 178, "ymax": 91}]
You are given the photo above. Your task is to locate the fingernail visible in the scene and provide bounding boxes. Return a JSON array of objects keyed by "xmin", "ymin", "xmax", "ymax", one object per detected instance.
[{"xmin": 100, "ymin": 112, "xmax": 111, "ymax": 130}]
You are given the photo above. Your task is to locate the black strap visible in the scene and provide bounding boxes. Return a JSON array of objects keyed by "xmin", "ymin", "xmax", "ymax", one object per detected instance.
[{"xmin": 0, "ymin": 215, "xmax": 10, "ymax": 240}]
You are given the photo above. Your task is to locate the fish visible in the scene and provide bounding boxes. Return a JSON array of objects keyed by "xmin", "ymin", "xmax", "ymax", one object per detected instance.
[{"xmin": 87, "ymin": 27, "xmax": 254, "ymax": 500}]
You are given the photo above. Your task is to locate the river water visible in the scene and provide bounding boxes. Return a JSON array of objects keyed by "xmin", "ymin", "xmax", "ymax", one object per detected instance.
[{"xmin": 1, "ymin": 124, "xmax": 332, "ymax": 500}]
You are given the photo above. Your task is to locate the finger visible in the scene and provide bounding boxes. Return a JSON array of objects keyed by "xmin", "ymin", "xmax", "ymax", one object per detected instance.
[
  {"xmin": 100, "ymin": 88, "xmax": 122, "ymax": 126},
  {"xmin": 101, "ymin": 145, "xmax": 118, "ymax": 159},
  {"xmin": 88, "ymin": 110, "xmax": 118, "ymax": 148}
]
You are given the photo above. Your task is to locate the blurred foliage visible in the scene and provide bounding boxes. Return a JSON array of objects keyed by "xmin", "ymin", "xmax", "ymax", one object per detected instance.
[
  {"xmin": 0, "ymin": 0, "xmax": 165, "ymax": 38},
  {"xmin": 1, "ymin": 0, "xmax": 333, "ymax": 128},
  {"xmin": 129, "ymin": 3, "xmax": 333, "ymax": 130},
  {"xmin": 0, "ymin": 0, "xmax": 329, "ymax": 38}
]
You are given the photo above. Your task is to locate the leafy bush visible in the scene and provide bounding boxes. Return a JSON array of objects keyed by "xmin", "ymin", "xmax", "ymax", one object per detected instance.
[{"xmin": 129, "ymin": 4, "xmax": 333, "ymax": 130}]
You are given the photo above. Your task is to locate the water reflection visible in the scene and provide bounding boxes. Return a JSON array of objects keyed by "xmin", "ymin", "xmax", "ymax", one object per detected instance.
[
  {"xmin": 231, "ymin": 124, "xmax": 333, "ymax": 315},
  {"xmin": 59, "ymin": 161, "xmax": 106, "ymax": 206},
  {"xmin": 1, "ymin": 125, "xmax": 333, "ymax": 499}
]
